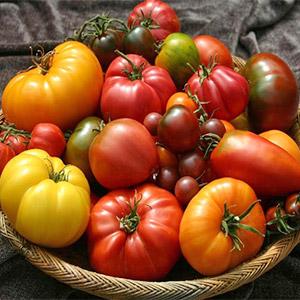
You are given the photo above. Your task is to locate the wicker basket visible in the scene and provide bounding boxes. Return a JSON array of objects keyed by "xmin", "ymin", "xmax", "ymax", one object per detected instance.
[{"xmin": 0, "ymin": 56, "xmax": 300, "ymax": 300}]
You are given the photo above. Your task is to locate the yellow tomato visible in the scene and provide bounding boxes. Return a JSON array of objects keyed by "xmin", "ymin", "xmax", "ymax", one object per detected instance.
[
  {"xmin": 0, "ymin": 149, "xmax": 90, "ymax": 248},
  {"xmin": 2, "ymin": 41, "xmax": 103, "ymax": 131},
  {"xmin": 259, "ymin": 130, "xmax": 300, "ymax": 163}
]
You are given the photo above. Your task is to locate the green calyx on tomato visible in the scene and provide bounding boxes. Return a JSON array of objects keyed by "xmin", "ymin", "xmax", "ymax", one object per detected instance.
[
  {"xmin": 221, "ymin": 200, "xmax": 265, "ymax": 251},
  {"xmin": 115, "ymin": 50, "xmax": 144, "ymax": 81}
]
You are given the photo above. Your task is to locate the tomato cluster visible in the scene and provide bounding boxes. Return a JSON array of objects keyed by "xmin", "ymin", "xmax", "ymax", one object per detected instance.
[{"xmin": 0, "ymin": 0, "xmax": 299, "ymax": 282}]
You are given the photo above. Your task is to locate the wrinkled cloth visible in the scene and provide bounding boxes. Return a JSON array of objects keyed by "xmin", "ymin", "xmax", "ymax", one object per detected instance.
[{"xmin": 0, "ymin": 0, "xmax": 300, "ymax": 299}]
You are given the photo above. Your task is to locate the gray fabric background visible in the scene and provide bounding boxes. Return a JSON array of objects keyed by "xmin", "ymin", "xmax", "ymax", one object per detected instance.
[{"xmin": 0, "ymin": 0, "xmax": 300, "ymax": 299}]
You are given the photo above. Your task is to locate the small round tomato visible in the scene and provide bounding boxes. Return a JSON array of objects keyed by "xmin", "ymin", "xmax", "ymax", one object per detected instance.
[
  {"xmin": 0, "ymin": 128, "xmax": 30, "ymax": 154},
  {"xmin": 88, "ymin": 183, "xmax": 183, "ymax": 280},
  {"xmin": 64, "ymin": 116, "xmax": 103, "ymax": 181},
  {"xmin": 143, "ymin": 112, "xmax": 162, "ymax": 136},
  {"xmin": 155, "ymin": 166, "xmax": 179, "ymax": 191},
  {"xmin": 180, "ymin": 177, "xmax": 266, "ymax": 276},
  {"xmin": 193, "ymin": 35, "xmax": 233, "ymax": 68},
  {"xmin": 285, "ymin": 193, "xmax": 300, "ymax": 216},
  {"xmin": 166, "ymin": 92, "xmax": 198, "ymax": 114},
  {"xmin": 0, "ymin": 143, "xmax": 15, "ymax": 174},
  {"xmin": 174, "ymin": 176, "xmax": 200, "ymax": 207},
  {"xmin": 158, "ymin": 105, "xmax": 200, "ymax": 153},
  {"xmin": 28, "ymin": 123, "xmax": 66, "ymax": 157},
  {"xmin": 156, "ymin": 144, "xmax": 178, "ymax": 168}
]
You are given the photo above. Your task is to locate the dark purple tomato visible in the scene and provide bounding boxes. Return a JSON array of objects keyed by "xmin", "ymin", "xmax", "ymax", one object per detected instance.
[
  {"xmin": 155, "ymin": 166, "xmax": 179, "ymax": 192},
  {"xmin": 174, "ymin": 176, "xmax": 200, "ymax": 207},
  {"xmin": 158, "ymin": 105, "xmax": 200, "ymax": 153},
  {"xmin": 178, "ymin": 151, "xmax": 206, "ymax": 178},
  {"xmin": 143, "ymin": 112, "xmax": 162, "ymax": 136}
]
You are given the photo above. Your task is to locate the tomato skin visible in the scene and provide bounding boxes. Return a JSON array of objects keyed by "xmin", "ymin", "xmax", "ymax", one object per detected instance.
[
  {"xmin": 89, "ymin": 118, "xmax": 158, "ymax": 189},
  {"xmin": 64, "ymin": 116, "xmax": 103, "ymax": 181},
  {"xmin": 188, "ymin": 65, "xmax": 249, "ymax": 121},
  {"xmin": 128, "ymin": 0, "xmax": 180, "ymax": 42},
  {"xmin": 0, "ymin": 143, "xmax": 15, "ymax": 174},
  {"xmin": 2, "ymin": 41, "xmax": 103, "ymax": 131},
  {"xmin": 101, "ymin": 54, "xmax": 176, "ymax": 123},
  {"xmin": 180, "ymin": 177, "xmax": 266, "ymax": 276},
  {"xmin": 155, "ymin": 32, "xmax": 200, "ymax": 88},
  {"xmin": 28, "ymin": 123, "xmax": 66, "ymax": 157},
  {"xmin": 158, "ymin": 105, "xmax": 200, "ymax": 153},
  {"xmin": 87, "ymin": 183, "xmax": 183, "ymax": 280},
  {"xmin": 166, "ymin": 92, "xmax": 198, "ymax": 114},
  {"xmin": 259, "ymin": 130, "xmax": 300, "ymax": 163},
  {"xmin": 0, "ymin": 133, "xmax": 29, "ymax": 154},
  {"xmin": 220, "ymin": 120, "xmax": 235, "ymax": 132},
  {"xmin": 211, "ymin": 130, "xmax": 300, "ymax": 197},
  {"xmin": 285, "ymin": 193, "xmax": 300, "ymax": 216},
  {"xmin": 0, "ymin": 149, "xmax": 90, "ymax": 248},
  {"xmin": 243, "ymin": 53, "xmax": 299, "ymax": 132},
  {"xmin": 193, "ymin": 35, "xmax": 233, "ymax": 68}
]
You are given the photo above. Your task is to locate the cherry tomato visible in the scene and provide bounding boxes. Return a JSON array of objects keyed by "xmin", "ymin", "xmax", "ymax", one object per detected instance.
[
  {"xmin": 156, "ymin": 144, "xmax": 178, "ymax": 168},
  {"xmin": 178, "ymin": 151, "xmax": 206, "ymax": 179},
  {"xmin": 155, "ymin": 166, "xmax": 179, "ymax": 192},
  {"xmin": 28, "ymin": 123, "xmax": 66, "ymax": 157},
  {"xmin": 174, "ymin": 176, "xmax": 200, "ymax": 207},
  {"xmin": 166, "ymin": 92, "xmax": 198, "ymax": 115},
  {"xmin": 158, "ymin": 105, "xmax": 200, "ymax": 153},
  {"xmin": 143, "ymin": 112, "xmax": 162, "ymax": 136},
  {"xmin": 285, "ymin": 193, "xmax": 300, "ymax": 216}
]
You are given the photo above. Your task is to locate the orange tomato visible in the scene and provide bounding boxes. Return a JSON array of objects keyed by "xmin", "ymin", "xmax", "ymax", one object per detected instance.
[
  {"xmin": 156, "ymin": 144, "xmax": 178, "ymax": 168},
  {"xmin": 220, "ymin": 120, "xmax": 235, "ymax": 132},
  {"xmin": 259, "ymin": 130, "xmax": 300, "ymax": 163},
  {"xmin": 166, "ymin": 92, "xmax": 198, "ymax": 114},
  {"xmin": 179, "ymin": 177, "xmax": 266, "ymax": 276},
  {"xmin": 2, "ymin": 41, "xmax": 103, "ymax": 131}
]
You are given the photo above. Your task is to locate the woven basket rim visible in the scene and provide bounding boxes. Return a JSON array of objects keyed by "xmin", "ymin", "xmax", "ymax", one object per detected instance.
[{"xmin": 0, "ymin": 55, "xmax": 299, "ymax": 300}]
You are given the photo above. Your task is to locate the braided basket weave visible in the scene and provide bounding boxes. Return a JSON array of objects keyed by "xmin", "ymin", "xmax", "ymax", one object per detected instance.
[{"xmin": 0, "ymin": 56, "xmax": 300, "ymax": 300}]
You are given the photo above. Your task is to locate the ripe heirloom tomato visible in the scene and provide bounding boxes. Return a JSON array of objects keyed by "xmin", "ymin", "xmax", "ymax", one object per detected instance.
[
  {"xmin": 88, "ymin": 183, "xmax": 183, "ymax": 280},
  {"xmin": 259, "ymin": 130, "xmax": 300, "ymax": 163},
  {"xmin": 128, "ymin": 0, "xmax": 180, "ymax": 42},
  {"xmin": 166, "ymin": 92, "xmax": 198, "ymax": 114},
  {"xmin": 28, "ymin": 123, "xmax": 66, "ymax": 157},
  {"xmin": 158, "ymin": 105, "xmax": 200, "ymax": 153},
  {"xmin": 0, "ymin": 130, "xmax": 29, "ymax": 154},
  {"xmin": 180, "ymin": 177, "xmax": 266, "ymax": 276},
  {"xmin": 89, "ymin": 118, "xmax": 158, "ymax": 189},
  {"xmin": 155, "ymin": 32, "xmax": 200, "ymax": 88},
  {"xmin": 243, "ymin": 53, "xmax": 299, "ymax": 132},
  {"xmin": 0, "ymin": 149, "xmax": 90, "ymax": 248},
  {"xmin": 101, "ymin": 53, "xmax": 176, "ymax": 123},
  {"xmin": 2, "ymin": 41, "xmax": 103, "ymax": 131},
  {"xmin": 64, "ymin": 116, "xmax": 103, "ymax": 181},
  {"xmin": 193, "ymin": 35, "xmax": 233, "ymax": 68},
  {"xmin": 188, "ymin": 65, "xmax": 249, "ymax": 121}
]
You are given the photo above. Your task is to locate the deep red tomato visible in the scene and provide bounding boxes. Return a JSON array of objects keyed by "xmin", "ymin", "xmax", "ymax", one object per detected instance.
[
  {"xmin": 0, "ymin": 130, "xmax": 29, "ymax": 154},
  {"xmin": 285, "ymin": 193, "xmax": 300, "ymax": 216},
  {"xmin": 0, "ymin": 143, "xmax": 15, "ymax": 174},
  {"xmin": 101, "ymin": 53, "xmax": 176, "ymax": 123},
  {"xmin": 187, "ymin": 65, "xmax": 249, "ymax": 121},
  {"xmin": 193, "ymin": 35, "xmax": 233, "ymax": 68},
  {"xmin": 157, "ymin": 105, "xmax": 200, "ymax": 153},
  {"xmin": 87, "ymin": 183, "xmax": 183, "ymax": 280},
  {"xmin": 243, "ymin": 53, "xmax": 299, "ymax": 132},
  {"xmin": 28, "ymin": 123, "xmax": 66, "ymax": 157},
  {"xmin": 128, "ymin": 0, "xmax": 180, "ymax": 42},
  {"xmin": 89, "ymin": 118, "xmax": 158, "ymax": 189}
]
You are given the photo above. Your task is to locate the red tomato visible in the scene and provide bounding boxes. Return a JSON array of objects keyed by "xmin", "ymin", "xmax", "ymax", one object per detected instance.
[
  {"xmin": 89, "ymin": 118, "xmax": 158, "ymax": 189},
  {"xmin": 0, "ymin": 130, "xmax": 29, "ymax": 154},
  {"xmin": 87, "ymin": 183, "xmax": 183, "ymax": 280},
  {"xmin": 187, "ymin": 65, "xmax": 249, "ymax": 121},
  {"xmin": 285, "ymin": 193, "xmax": 300, "ymax": 216},
  {"xmin": 28, "ymin": 123, "xmax": 66, "ymax": 157},
  {"xmin": 211, "ymin": 130, "xmax": 300, "ymax": 197},
  {"xmin": 101, "ymin": 53, "xmax": 176, "ymax": 123},
  {"xmin": 128, "ymin": 0, "xmax": 180, "ymax": 42},
  {"xmin": 180, "ymin": 178, "xmax": 266, "ymax": 276},
  {"xmin": 0, "ymin": 143, "xmax": 15, "ymax": 174},
  {"xmin": 193, "ymin": 35, "xmax": 233, "ymax": 68}
]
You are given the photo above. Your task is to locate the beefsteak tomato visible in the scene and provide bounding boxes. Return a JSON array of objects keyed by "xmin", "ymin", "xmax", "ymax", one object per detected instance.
[
  {"xmin": 180, "ymin": 177, "xmax": 266, "ymax": 276},
  {"xmin": 187, "ymin": 64, "xmax": 249, "ymax": 120},
  {"xmin": 243, "ymin": 53, "xmax": 299, "ymax": 132},
  {"xmin": 89, "ymin": 118, "xmax": 158, "ymax": 189},
  {"xmin": 2, "ymin": 41, "xmax": 103, "ymax": 131},
  {"xmin": 101, "ymin": 53, "xmax": 176, "ymax": 123},
  {"xmin": 128, "ymin": 0, "xmax": 180, "ymax": 41},
  {"xmin": 0, "ymin": 149, "xmax": 90, "ymax": 248},
  {"xmin": 88, "ymin": 183, "xmax": 183, "ymax": 280}
]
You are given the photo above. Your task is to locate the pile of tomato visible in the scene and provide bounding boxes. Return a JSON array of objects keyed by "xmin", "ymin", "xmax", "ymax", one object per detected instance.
[{"xmin": 0, "ymin": 0, "xmax": 299, "ymax": 281}]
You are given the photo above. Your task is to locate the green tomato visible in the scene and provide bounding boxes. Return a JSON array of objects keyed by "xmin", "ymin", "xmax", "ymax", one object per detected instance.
[
  {"xmin": 64, "ymin": 116, "xmax": 103, "ymax": 181},
  {"xmin": 155, "ymin": 33, "xmax": 200, "ymax": 88}
]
